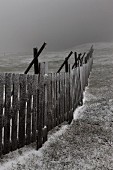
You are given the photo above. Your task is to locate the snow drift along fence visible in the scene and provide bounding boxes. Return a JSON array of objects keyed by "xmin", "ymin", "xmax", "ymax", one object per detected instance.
[{"xmin": 0, "ymin": 47, "xmax": 93, "ymax": 157}]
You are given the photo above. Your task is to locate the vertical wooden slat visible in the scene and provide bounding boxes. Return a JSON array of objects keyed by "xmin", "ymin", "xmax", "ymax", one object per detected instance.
[
  {"xmin": 63, "ymin": 72, "xmax": 65, "ymax": 121},
  {"xmin": 65, "ymin": 72, "xmax": 67, "ymax": 121},
  {"xmin": 50, "ymin": 73, "xmax": 54, "ymax": 129},
  {"xmin": 43, "ymin": 74, "xmax": 48, "ymax": 142},
  {"xmin": 51, "ymin": 73, "xmax": 55, "ymax": 128},
  {"xmin": 11, "ymin": 74, "xmax": 19, "ymax": 151},
  {"xmin": 54, "ymin": 73, "xmax": 57, "ymax": 125},
  {"xmin": 70, "ymin": 69, "xmax": 74, "ymax": 112},
  {"xmin": 58, "ymin": 73, "xmax": 61, "ymax": 124},
  {"xmin": 47, "ymin": 73, "xmax": 52, "ymax": 131},
  {"xmin": 82, "ymin": 64, "xmax": 85, "ymax": 91},
  {"xmin": 59, "ymin": 73, "xmax": 64, "ymax": 123},
  {"xmin": 53, "ymin": 73, "xmax": 57, "ymax": 127},
  {"xmin": 68, "ymin": 72, "xmax": 73, "ymax": 123},
  {"xmin": 67, "ymin": 71, "xmax": 71, "ymax": 123},
  {"xmin": 26, "ymin": 75, "xmax": 33, "ymax": 145},
  {"xmin": 62, "ymin": 73, "xmax": 65, "ymax": 122},
  {"xmin": 19, "ymin": 74, "xmax": 27, "ymax": 148},
  {"xmin": 56, "ymin": 73, "xmax": 60, "ymax": 125},
  {"xmin": 36, "ymin": 88, "xmax": 39, "ymax": 147},
  {"xmin": 72, "ymin": 68, "xmax": 76, "ymax": 110},
  {"xmin": 66, "ymin": 72, "xmax": 70, "ymax": 122},
  {"xmin": 42, "ymin": 62, "xmax": 48, "ymax": 143},
  {"xmin": 37, "ymin": 63, "xmax": 45, "ymax": 149},
  {"xmin": 78, "ymin": 65, "xmax": 83, "ymax": 106},
  {"xmin": 85, "ymin": 61, "xmax": 88, "ymax": 86},
  {"xmin": 32, "ymin": 74, "xmax": 38, "ymax": 142},
  {"xmin": 75, "ymin": 67, "xmax": 79, "ymax": 107},
  {"xmin": 76, "ymin": 67, "xmax": 80, "ymax": 106},
  {"xmin": 0, "ymin": 74, "xmax": 4, "ymax": 157},
  {"xmin": 64, "ymin": 73, "xmax": 67, "ymax": 121},
  {"xmin": 79, "ymin": 65, "xmax": 83, "ymax": 105},
  {"xmin": 4, "ymin": 73, "xmax": 12, "ymax": 154}
]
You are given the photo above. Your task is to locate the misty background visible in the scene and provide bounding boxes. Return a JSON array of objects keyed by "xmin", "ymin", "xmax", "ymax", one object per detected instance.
[{"xmin": 0, "ymin": 0, "xmax": 113, "ymax": 54}]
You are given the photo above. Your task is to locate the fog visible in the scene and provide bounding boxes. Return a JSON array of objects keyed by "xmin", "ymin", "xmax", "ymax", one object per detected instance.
[{"xmin": 0, "ymin": 0, "xmax": 113, "ymax": 54}]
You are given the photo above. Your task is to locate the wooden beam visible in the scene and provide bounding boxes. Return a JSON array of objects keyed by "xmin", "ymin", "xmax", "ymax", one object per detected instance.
[
  {"xmin": 57, "ymin": 51, "xmax": 73, "ymax": 73},
  {"xmin": 33, "ymin": 48, "xmax": 39, "ymax": 74},
  {"xmin": 65, "ymin": 60, "xmax": 68, "ymax": 72},
  {"xmin": 72, "ymin": 52, "xmax": 77, "ymax": 69},
  {"xmin": 24, "ymin": 42, "xmax": 47, "ymax": 74},
  {"xmin": 80, "ymin": 52, "xmax": 86, "ymax": 66}
]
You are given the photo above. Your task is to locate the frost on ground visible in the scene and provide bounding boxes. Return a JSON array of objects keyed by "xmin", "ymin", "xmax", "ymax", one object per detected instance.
[{"xmin": 0, "ymin": 42, "xmax": 113, "ymax": 170}]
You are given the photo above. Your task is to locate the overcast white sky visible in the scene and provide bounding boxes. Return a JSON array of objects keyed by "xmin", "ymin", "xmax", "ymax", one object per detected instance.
[{"xmin": 0, "ymin": 0, "xmax": 113, "ymax": 53}]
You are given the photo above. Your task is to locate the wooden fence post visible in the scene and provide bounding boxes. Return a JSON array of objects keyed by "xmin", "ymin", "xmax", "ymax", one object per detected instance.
[
  {"xmin": 11, "ymin": 74, "xmax": 19, "ymax": 151},
  {"xmin": 72, "ymin": 52, "xmax": 77, "ymax": 69},
  {"xmin": 4, "ymin": 73, "xmax": 12, "ymax": 154},
  {"xmin": 37, "ymin": 63, "xmax": 43, "ymax": 149},
  {"xmin": 65, "ymin": 60, "xmax": 68, "ymax": 72},
  {"xmin": 0, "ymin": 74, "xmax": 4, "ymax": 157},
  {"xmin": 18, "ymin": 74, "xmax": 27, "ymax": 148},
  {"xmin": 33, "ymin": 48, "xmax": 39, "ymax": 74},
  {"xmin": 57, "ymin": 51, "xmax": 73, "ymax": 73},
  {"xmin": 36, "ymin": 62, "xmax": 48, "ymax": 149},
  {"xmin": 24, "ymin": 42, "xmax": 46, "ymax": 74},
  {"xmin": 43, "ymin": 62, "xmax": 48, "ymax": 143}
]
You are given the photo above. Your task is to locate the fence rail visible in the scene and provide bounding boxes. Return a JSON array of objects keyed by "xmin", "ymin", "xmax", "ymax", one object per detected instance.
[{"xmin": 0, "ymin": 46, "xmax": 93, "ymax": 157}]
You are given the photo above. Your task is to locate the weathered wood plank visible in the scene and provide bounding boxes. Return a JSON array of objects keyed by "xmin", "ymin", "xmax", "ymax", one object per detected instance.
[
  {"xmin": 62, "ymin": 72, "xmax": 65, "ymax": 122},
  {"xmin": 59, "ymin": 73, "xmax": 62, "ymax": 123},
  {"xmin": 59, "ymin": 72, "xmax": 61, "ymax": 124},
  {"xmin": 32, "ymin": 75, "xmax": 38, "ymax": 142},
  {"xmin": 62, "ymin": 73, "xmax": 65, "ymax": 123},
  {"xmin": 26, "ymin": 75, "xmax": 33, "ymax": 145},
  {"xmin": 82, "ymin": 64, "xmax": 86, "ymax": 91},
  {"xmin": 67, "ymin": 72, "xmax": 70, "ymax": 122},
  {"xmin": 72, "ymin": 69, "xmax": 76, "ymax": 109},
  {"xmin": 51, "ymin": 73, "xmax": 54, "ymax": 128},
  {"xmin": 57, "ymin": 51, "xmax": 73, "ymax": 73},
  {"xmin": 77, "ymin": 66, "xmax": 83, "ymax": 106},
  {"xmin": 4, "ymin": 73, "xmax": 12, "ymax": 154},
  {"xmin": 18, "ymin": 74, "xmax": 27, "ymax": 148},
  {"xmin": 0, "ymin": 74, "xmax": 4, "ymax": 157},
  {"xmin": 56, "ymin": 73, "xmax": 60, "ymax": 125},
  {"xmin": 11, "ymin": 74, "xmax": 19, "ymax": 151},
  {"xmin": 55, "ymin": 73, "xmax": 58, "ymax": 125},
  {"xmin": 42, "ymin": 62, "xmax": 48, "ymax": 143},
  {"xmin": 47, "ymin": 73, "xmax": 52, "ymax": 131},
  {"xmin": 59, "ymin": 73, "xmax": 64, "ymax": 123},
  {"xmin": 64, "ymin": 73, "xmax": 67, "ymax": 121},
  {"xmin": 53, "ymin": 73, "xmax": 57, "ymax": 127},
  {"xmin": 70, "ymin": 70, "xmax": 73, "ymax": 112},
  {"xmin": 24, "ymin": 42, "xmax": 46, "ymax": 74},
  {"xmin": 33, "ymin": 48, "xmax": 39, "ymax": 74},
  {"xmin": 37, "ymin": 63, "xmax": 45, "ymax": 149},
  {"xmin": 68, "ymin": 72, "xmax": 73, "ymax": 123},
  {"xmin": 43, "ymin": 74, "xmax": 48, "ymax": 142},
  {"xmin": 42, "ymin": 80, "xmax": 45, "ymax": 144},
  {"xmin": 67, "ymin": 72, "xmax": 73, "ymax": 124}
]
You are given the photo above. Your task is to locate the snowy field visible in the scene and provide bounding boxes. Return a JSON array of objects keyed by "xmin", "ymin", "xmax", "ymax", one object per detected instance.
[{"xmin": 0, "ymin": 42, "xmax": 113, "ymax": 169}]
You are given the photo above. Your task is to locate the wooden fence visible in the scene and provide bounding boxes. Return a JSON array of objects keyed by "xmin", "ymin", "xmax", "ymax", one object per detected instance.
[{"xmin": 0, "ymin": 46, "xmax": 93, "ymax": 157}]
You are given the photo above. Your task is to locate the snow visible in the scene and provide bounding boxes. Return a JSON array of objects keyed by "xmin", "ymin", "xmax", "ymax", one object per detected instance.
[
  {"xmin": 73, "ymin": 92, "xmax": 86, "ymax": 120},
  {"xmin": 0, "ymin": 124, "xmax": 68, "ymax": 170}
]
